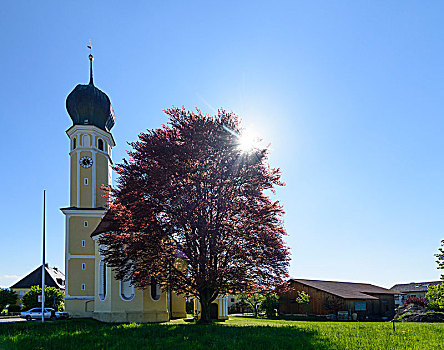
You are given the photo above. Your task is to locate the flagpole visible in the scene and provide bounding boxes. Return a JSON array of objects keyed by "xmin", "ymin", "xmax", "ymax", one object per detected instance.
[{"xmin": 41, "ymin": 190, "xmax": 46, "ymax": 323}]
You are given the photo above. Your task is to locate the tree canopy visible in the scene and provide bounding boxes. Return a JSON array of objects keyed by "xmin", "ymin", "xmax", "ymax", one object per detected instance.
[
  {"xmin": 436, "ymin": 239, "xmax": 444, "ymax": 280},
  {"xmin": 426, "ymin": 284, "xmax": 444, "ymax": 311},
  {"xmin": 98, "ymin": 107, "xmax": 290, "ymax": 322},
  {"xmin": 0, "ymin": 289, "xmax": 17, "ymax": 311},
  {"xmin": 22, "ymin": 286, "xmax": 64, "ymax": 311}
]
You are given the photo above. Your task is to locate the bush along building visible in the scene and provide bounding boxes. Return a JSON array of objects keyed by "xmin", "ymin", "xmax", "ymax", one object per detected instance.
[{"xmin": 279, "ymin": 279, "xmax": 398, "ymax": 320}]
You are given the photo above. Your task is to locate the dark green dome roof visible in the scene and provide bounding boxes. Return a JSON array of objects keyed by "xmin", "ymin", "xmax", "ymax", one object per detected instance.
[{"xmin": 66, "ymin": 55, "xmax": 115, "ymax": 131}]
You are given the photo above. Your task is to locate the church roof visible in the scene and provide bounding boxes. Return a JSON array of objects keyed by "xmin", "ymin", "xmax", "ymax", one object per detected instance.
[
  {"xmin": 66, "ymin": 54, "xmax": 115, "ymax": 132},
  {"xmin": 90, "ymin": 210, "xmax": 117, "ymax": 237},
  {"xmin": 10, "ymin": 265, "xmax": 65, "ymax": 290}
]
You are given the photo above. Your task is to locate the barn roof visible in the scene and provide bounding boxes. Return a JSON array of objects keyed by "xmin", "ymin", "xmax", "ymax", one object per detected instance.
[
  {"xmin": 10, "ymin": 265, "xmax": 65, "ymax": 290},
  {"xmin": 390, "ymin": 281, "xmax": 442, "ymax": 293},
  {"xmin": 290, "ymin": 279, "xmax": 398, "ymax": 300}
]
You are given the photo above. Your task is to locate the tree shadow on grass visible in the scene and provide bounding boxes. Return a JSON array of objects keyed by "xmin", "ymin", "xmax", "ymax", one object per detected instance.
[{"xmin": 0, "ymin": 319, "xmax": 334, "ymax": 350}]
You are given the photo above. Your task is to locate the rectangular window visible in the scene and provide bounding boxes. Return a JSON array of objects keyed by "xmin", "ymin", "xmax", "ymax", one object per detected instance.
[
  {"xmin": 84, "ymin": 221, "xmax": 88, "ymax": 227},
  {"xmin": 84, "ymin": 178, "xmax": 88, "ymax": 185},
  {"xmin": 81, "ymin": 284, "xmax": 86, "ymax": 290},
  {"xmin": 82, "ymin": 240, "xmax": 85, "ymax": 247},
  {"xmin": 82, "ymin": 263, "xmax": 86, "ymax": 270}
]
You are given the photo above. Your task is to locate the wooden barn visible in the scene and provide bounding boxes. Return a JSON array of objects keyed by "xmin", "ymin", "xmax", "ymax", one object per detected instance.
[{"xmin": 279, "ymin": 279, "xmax": 397, "ymax": 320}]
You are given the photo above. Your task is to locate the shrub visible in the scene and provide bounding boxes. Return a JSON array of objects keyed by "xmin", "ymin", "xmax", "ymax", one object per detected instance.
[
  {"xmin": 403, "ymin": 296, "xmax": 428, "ymax": 308},
  {"xmin": 260, "ymin": 293, "xmax": 279, "ymax": 318},
  {"xmin": 426, "ymin": 284, "xmax": 444, "ymax": 311},
  {"xmin": 7, "ymin": 304, "xmax": 21, "ymax": 313}
]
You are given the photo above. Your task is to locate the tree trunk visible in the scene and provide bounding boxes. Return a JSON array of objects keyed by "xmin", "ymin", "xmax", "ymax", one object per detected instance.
[
  {"xmin": 198, "ymin": 290, "xmax": 212, "ymax": 323},
  {"xmin": 253, "ymin": 304, "xmax": 258, "ymax": 318}
]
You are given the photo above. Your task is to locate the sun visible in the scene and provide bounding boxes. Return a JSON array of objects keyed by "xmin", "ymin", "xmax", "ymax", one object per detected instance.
[{"xmin": 238, "ymin": 128, "xmax": 260, "ymax": 152}]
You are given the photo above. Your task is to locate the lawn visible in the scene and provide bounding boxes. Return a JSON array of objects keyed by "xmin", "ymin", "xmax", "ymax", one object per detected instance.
[{"xmin": 0, "ymin": 316, "xmax": 443, "ymax": 350}]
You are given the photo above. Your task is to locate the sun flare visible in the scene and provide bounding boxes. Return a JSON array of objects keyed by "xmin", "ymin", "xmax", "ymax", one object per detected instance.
[{"xmin": 238, "ymin": 128, "xmax": 260, "ymax": 152}]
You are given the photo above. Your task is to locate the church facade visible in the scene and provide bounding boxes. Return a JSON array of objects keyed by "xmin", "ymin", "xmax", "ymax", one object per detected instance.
[{"xmin": 60, "ymin": 54, "xmax": 187, "ymax": 322}]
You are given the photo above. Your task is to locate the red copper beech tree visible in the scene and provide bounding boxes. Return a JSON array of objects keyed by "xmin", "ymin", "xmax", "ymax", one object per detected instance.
[{"xmin": 97, "ymin": 107, "xmax": 290, "ymax": 322}]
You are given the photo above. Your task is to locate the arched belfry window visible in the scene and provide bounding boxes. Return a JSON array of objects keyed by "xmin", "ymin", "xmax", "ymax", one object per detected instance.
[
  {"xmin": 98, "ymin": 139, "xmax": 104, "ymax": 151},
  {"xmin": 82, "ymin": 134, "xmax": 90, "ymax": 147},
  {"xmin": 150, "ymin": 276, "xmax": 161, "ymax": 301},
  {"xmin": 98, "ymin": 260, "xmax": 107, "ymax": 301},
  {"xmin": 73, "ymin": 138, "xmax": 76, "ymax": 150}
]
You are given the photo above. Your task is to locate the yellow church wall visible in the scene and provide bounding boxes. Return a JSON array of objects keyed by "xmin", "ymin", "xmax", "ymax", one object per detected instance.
[
  {"xmin": 65, "ymin": 299, "xmax": 94, "ymax": 318},
  {"xmin": 142, "ymin": 286, "xmax": 168, "ymax": 313},
  {"xmin": 68, "ymin": 216, "xmax": 101, "ymax": 255},
  {"xmin": 67, "ymin": 258, "xmax": 95, "ymax": 296},
  {"xmin": 93, "ymin": 242, "xmax": 110, "ymax": 312},
  {"xmin": 171, "ymin": 293, "xmax": 187, "ymax": 318},
  {"xmin": 95, "ymin": 153, "xmax": 108, "ymax": 208},
  {"xmin": 79, "ymin": 151, "xmax": 92, "ymax": 207},
  {"xmin": 70, "ymin": 153, "xmax": 77, "ymax": 206},
  {"xmin": 110, "ymin": 282, "xmax": 144, "ymax": 312},
  {"xmin": 92, "ymin": 263, "xmax": 169, "ymax": 322}
]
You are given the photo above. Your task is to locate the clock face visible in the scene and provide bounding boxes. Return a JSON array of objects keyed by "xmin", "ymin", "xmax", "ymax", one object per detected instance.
[{"xmin": 80, "ymin": 156, "xmax": 93, "ymax": 168}]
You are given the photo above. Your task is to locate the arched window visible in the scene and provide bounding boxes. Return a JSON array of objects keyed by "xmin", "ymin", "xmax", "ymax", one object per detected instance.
[
  {"xmin": 82, "ymin": 134, "xmax": 90, "ymax": 147},
  {"xmin": 98, "ymin": 139, "xmax": 104, "ymax": 151},
  {"xmin": 98, "ymin": 260, "xmax": 106, "ymax": 300},
  {"xmin": 73, "ymin": 138, "xmax": 76, "ymax": 150},
  {"xmin": 120, "ymin": 280, "xmax": 135, "ymax": 301},
  {"xmin": 150, "ymin": 276, "xmax": 161, "ymax": 301}
]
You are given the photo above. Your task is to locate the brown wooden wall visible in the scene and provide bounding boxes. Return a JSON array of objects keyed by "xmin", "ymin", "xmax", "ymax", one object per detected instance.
[{"xmin": 279, "ymin": 281, "xmax": 395, "ymax": 318}]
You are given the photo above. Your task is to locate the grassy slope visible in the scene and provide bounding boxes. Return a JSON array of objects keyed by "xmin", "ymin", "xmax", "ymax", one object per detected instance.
[{"xmin": 0, "ymin": 316, "xmax": 443, "ymax": 350}]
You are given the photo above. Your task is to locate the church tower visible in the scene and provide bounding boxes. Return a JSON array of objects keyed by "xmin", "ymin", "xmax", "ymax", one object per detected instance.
[{"xmin": 61, "ymin": 54, "xmax": 116, "ymax": 317}]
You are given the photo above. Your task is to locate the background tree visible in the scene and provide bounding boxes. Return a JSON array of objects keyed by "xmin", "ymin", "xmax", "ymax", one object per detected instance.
[
  {"xmin": 259, "ymin": 292, "xmax": 280, "ymax": 318},
  {"xmin": 0, "ymin": 289, "xmax": 17, "ymax": 311},
  {"xmin": 436, "ymin": 239, "xmax": 444, "ymax": 280},
  {"xmin": 295, "ymin": 290, "xmax": 311, "ymax": 315},
  {"xmin": 98, "ymin": 107, "xmax": 290, "ymax": 323},
  {"xmin": 323, "ymin": 296, "xmax": 345, "ymax": 315},
  {"xmin": 426, "ymin": 284, "xmax": 444, "ymax": 311},
  {"xmin": 22, "ymin": 286, "xmax": 64, "ymax": 311},
  {"xmin": 238, "ymin": 291, "xmax": 265, "ymax": 317}
]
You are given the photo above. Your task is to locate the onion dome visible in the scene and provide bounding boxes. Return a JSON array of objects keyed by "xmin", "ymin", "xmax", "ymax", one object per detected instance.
[{"xmin": 66, "ymin": 54, "xmax": 115, "ymax": 131}]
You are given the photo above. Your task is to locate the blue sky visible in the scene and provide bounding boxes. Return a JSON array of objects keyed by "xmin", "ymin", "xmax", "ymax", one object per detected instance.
[{"xmin": 1, "ymin": 1, "xmax": 443, "ymax": 288}]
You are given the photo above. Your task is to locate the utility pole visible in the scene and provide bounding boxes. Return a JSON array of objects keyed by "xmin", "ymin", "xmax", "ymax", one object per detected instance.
[{"xmin": 41, "ymin": 190, "xmax": 46, "ymax": 323}]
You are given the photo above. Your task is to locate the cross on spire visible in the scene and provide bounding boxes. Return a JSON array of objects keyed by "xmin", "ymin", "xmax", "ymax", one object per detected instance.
[{"xmin": 88, "ymin": 40, "xmax": 94, "ymax": 85}]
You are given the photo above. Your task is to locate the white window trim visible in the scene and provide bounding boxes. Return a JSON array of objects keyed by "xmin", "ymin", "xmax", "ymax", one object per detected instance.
[
  {"xmin": 98, "ymin": 259, "xmax": 107, "ymax": 301},
  {"xmin": 84, "ymin": 178, "xmax": 88, "ymax": 185},
  {"xmin": 81, "ymin": 284, "xmax": 86, "ymax": 290},
  {"xmin": 81, "ymin": 240, "xmax": 85, "ymax": 247},
  {"xmin": 150, "ymin": 280, "xmax": 161, "ymax": 302},
  {"xmin": 82, "ymin": 263, "xmax": 86, "ymax": 270},
  {"xmin": 119, "ymin": 280, "xmax": 135, "ymax": 301},
  {"xmin": 84, "ymin": 221, "xmax": 88, "ymax": 227}
]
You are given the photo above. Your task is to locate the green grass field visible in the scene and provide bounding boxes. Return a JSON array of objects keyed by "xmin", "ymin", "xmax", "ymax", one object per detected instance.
[{"xmin": 0, "ymin": 316, "xmax": 443, "ymax": 350}]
